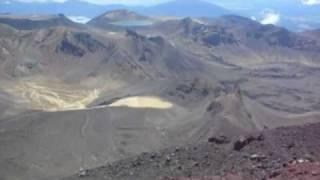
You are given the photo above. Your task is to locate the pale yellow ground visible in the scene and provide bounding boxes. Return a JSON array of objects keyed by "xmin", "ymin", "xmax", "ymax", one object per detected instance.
[
  {"xmin": 108, "ymin": 96, "xmax": 173, "ymax": 109},
  {"xmin": 6, "ymin": 81, "xmax": 100, "ymax": 111},
  {"xmin": 4, "ymin": 79, "xmax": 173, "ymax": 111}
]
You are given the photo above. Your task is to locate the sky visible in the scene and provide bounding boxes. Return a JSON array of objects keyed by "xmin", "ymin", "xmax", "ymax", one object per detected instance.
[
  {"xmin": 302, "ymin": 0, "xmax": 320, "ymax": 5},
  {"xmin": 12, "ymin": 0, "xmax": 171, "ymax": 5},
  {"xmin": 12, "ymin": 0, "xmax": 320, "ymax": 6},
  {"xmin": 4, "ymin": 0, "xmax": 320, "ymax": 29}
]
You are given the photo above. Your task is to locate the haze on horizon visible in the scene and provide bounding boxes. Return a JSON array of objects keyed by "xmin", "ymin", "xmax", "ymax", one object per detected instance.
[
  {"xmin": 2, "ymin": 0, "xmax": 320, "ymax": 31},
  {"xmin": 6, "ymin": 0, "xmax": 320, "ymax": 6}
]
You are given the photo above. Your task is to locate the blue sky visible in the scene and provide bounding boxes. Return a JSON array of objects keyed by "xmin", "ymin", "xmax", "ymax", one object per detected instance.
[
  {"xmin": 12, "ymin": 0, "xmax": 320, "ymax": 6},
  {"xmin": 11, "ymin": 0, "xmax": 171, "ymax": 5}
]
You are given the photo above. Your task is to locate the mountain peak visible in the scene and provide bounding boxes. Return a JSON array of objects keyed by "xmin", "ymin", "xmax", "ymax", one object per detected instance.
[
  {"xmin": 88, "ymin": 9, "xmax": 150, "ymax": 28},
  {"xmin": 146, "ymin": 0, "xmax": 229, "ymax": 17}
]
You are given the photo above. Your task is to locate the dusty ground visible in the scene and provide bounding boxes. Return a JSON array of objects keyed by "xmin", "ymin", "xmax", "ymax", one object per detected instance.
[{"xmin": 64, "ymin": 123, "xmax": 320, "ymax": 180}]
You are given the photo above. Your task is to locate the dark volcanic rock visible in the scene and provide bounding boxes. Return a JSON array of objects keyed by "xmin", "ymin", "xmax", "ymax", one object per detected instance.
[
  {"xmin": 56, "ymin": 32, "xmax": 105, "ymax": 56},
  {"xmin": 73, "ymin": 32, "xmax": 105, "ymax": 52},
  {"xmin": 202, "ymin": 31, "xmax": 238, "ymax": 46},
  {"xmin": 206, "ymin": 101, "xmax": 222, "ymax": 113},
  {"xmin": 63, "ymin": 123, "xmax": 320, "ymax": 180},
  {"xmin": 233, "ymin": 133, "xmax": 264, "ymax": 151},
  {"xmin": 208, "ymin": 135, "xmax": 230, "ymax": 144},
  {"xmin": 126, "ymin": 29, "xmax": 146, "ymax": 40},
  {"xmin": 56, "ymin": 39, "xmax": 85, "ymax": 57}
]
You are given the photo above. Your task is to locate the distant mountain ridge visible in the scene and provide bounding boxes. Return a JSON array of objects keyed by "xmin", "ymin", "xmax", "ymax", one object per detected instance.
[
  {"xmin": 0, "ymin": 0, "xmax": 126, "ymax": 18},
  {"xmin": 0, "ymin": 0, "xmax": 229, "ymax": 18},
  {"xmin": 140, "ymin": 0, "xmax": 230, "ymax": 17},
  {"xmin": 1, "ymin": 0, "xmax": 320, "ymax": 30},
  {"xmin": 0, "ymin": 13, "xmax": 80, "ymax": 30},
  {"xmin": 137, "ymin": 14, "xmax": 320, "ymax": 68},
  {"xmin": 88, "ymin": 9, "xmax": 151, "ymax": 25}
]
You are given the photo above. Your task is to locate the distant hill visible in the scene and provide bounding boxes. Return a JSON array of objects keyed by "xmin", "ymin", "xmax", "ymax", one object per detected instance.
[
  {"xmin": 0, "ymin": 0, "xmax": 125, "ymax": 18},
  {"xmin": 301, "ymin": 29, "xmax": 320, "ymax": 39},
  {"xmin": 140, "ymin": 0, "xmax": 230, "ymax": 17},
  {"xmin": 0, "ymin": 14, "xmax": 80, "ymax": 30},
  {"xmin": 0, "ymin": 0, "xmax": 230, "ymax": 19},
  {"xmin": 88, "ymin": 9, "xmax": 154, "ymax": 30}
]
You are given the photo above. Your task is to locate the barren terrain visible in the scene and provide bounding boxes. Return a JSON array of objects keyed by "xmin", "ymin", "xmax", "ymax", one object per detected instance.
[{"xmin": 0, "ymin": 10, "xmax": 320, "ymax": 180}]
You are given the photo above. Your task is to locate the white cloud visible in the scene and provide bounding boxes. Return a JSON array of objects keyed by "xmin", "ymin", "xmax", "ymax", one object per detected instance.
[
  {"xmin": 260, "ymin": 10, "xmax": 280, "ymax": 25},
  {"xmin": 251, "ymin": 16, "xmax": 257, "ymax": 21},
  {"xmin": 301, "ymin": 0, "xmax": 320, "ymax": 5},
  {"xmin": 67, "ymin": 16, "xmax": 91, "ymax": 23}
]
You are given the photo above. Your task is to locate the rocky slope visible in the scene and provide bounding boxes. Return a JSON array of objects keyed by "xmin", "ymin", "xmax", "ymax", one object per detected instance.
[
  {"xmin": 140, "ymin": 16, "xmax": 320, "ymax": 67},
  {"xmin": 64, "ymin": 122, "xmax": 320, "ymax": 180}
]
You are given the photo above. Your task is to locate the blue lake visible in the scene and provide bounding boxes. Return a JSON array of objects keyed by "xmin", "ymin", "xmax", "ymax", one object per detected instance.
[{"xmin": 110, "ymin": 20, "xmax": 154, "ymax": 27}]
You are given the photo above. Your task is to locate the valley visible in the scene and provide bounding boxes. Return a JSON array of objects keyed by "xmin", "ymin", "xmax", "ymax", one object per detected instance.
[{"xmin": 0, "ymin": 5, "xmax": 320, "ymax": 180}]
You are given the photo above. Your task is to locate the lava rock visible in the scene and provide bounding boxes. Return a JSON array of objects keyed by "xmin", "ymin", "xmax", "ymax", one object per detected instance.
[
  {"xmin": 208, "ymin": 135, "xmax": 230, "ymax": 144},
  {"xmin": 233, "ymin": 133, "xmax": 265, "ymax": 151}
]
